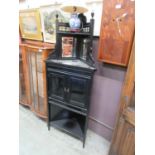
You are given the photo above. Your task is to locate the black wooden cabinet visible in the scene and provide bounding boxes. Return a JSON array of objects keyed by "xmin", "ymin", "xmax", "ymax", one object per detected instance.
[
  {"xmin": 46, "ymin": 60, "xmax": 95, "ymax": 147},
  {"xmin": 47, "ymin": 66, "xmax": 91, "ymax": 109},
  {"xmin": 46, "ymin": 13, "xmax": 96, "ymax": 147}
]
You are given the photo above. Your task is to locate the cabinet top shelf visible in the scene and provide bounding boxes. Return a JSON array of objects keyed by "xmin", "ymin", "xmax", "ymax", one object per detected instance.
[
  {"xmin": 57, "ymin": 31, "xmax": 91, "ymax": 37},
  {"xmin": 46, "ymin": 59, "xmax": 96, "ymax": 70}
]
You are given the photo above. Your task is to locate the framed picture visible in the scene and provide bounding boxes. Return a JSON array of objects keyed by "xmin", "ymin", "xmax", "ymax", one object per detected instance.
[
  {"xmin": 62, "ymin": 37, "xmax": 73, "ymax": 58},
  {"xmin": 19, "ymin": 9, "xmax": 43, "ymax": 41},
  {"xmin": 40, "ymin": 5, "xmax": 70, "ymax": 43}
]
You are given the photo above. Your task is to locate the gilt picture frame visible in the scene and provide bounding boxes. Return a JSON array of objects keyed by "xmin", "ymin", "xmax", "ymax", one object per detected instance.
[
  {"xmin": 40, "ymin": 5, "xmax": 70, "ymax": 43},
  {"xmin": 19, "ymin": 9, "xmax": 43, "ymax": 41}
]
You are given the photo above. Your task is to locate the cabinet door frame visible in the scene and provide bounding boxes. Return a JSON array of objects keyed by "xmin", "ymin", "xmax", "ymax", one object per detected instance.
[
  {"xmin": 47, "ymin": 67, "xmax": 91, "ymax": 109},
  {"xmin": 19, "ymin": 45, "xmax": 31, "ymax": 106},
  {"xmin": 26, "ymin": 47, "xmax": 49, "ymax": 118},
  {"xmin": 67, "ymin": 75, "xmax": 89, "ymax": 109},
  {"xmin": 47, "ymin": 72, "xmax": 67, "ymax": 102},
  {"xmin": 19, "ymin": 47, "xmax": 28, "ymax": 105}
]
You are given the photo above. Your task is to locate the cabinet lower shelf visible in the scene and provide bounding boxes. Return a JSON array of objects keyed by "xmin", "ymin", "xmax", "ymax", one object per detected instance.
[
  {"xmin": 50, "ymin": 118, "xmax": 84, "ymax": 141},
  {"xmin": 49, "ymin": 103, "xmax": 87, "ymax": 143}
]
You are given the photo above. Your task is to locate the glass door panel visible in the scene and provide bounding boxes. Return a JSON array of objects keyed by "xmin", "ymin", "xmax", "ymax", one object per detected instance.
[
  {"xmin": 48, "ymin": 73, "xmax": 66, "ymax": 101},
  {"xmin": 37, "ymin": 71, "xmax": 44, "ymax": 113},
  {"xmin": 19, "ymin": 51, "xmax": 27, "ymax": 102},
  {"xmin": 69, "ymin": 77, "xmax": 87, "ymax": 108},
  {"xmin": 27, "ymin": 51, "xmax": 38, "ymax": 110},
  {"xmin": 27, "ymin": 50, "xmax": 47, "ymax": 116},
  {"xmin": 37, "ymin": 52, "xmax": 43, "ymax": 72},
  {"xmin": 31, "ymin": 52, "xmax": 38, "ymax": 110},
  {"xmin": 27, "ymin": 51, "xmax": 34, "ymax": 106}
]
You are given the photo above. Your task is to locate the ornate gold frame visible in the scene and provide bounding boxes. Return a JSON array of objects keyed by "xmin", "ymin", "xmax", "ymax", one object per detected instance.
[{"xmin": 19, "ymin": 9, "xmax": 43, "ymax": 41}]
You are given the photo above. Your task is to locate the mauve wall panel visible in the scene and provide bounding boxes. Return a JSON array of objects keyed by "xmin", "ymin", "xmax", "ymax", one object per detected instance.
[
  {"xmin": 89, "ymin": 119, "xmax": 113, "ymax": 141},
  {"xmin": 88, "ymin": 39, "xmax": 126, "ymax": 141},
  {"xmin": 90, "ymin": 75, "xmax": 123, "ymax": 127}
]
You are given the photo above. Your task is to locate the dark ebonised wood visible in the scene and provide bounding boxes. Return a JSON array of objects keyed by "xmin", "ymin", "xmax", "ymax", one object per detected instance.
[{"xmin": 46, "ymin": 13, "xmax": 96, "ymax": 147}]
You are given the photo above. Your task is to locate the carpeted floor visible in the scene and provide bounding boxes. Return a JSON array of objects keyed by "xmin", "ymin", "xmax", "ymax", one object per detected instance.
[{"xmin": 19, "ymin": 105, "xmax": 110, "ymax": 155}]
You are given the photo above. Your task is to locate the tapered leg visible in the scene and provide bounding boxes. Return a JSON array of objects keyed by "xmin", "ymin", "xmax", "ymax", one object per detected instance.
[
  {"xmin": 47, "ymin": 121, "xmax": 50, "ymax": 130},
  {"xmin": 48, "ymin": 125, "xmax": 50, "ymax": 130},
  {"xmin": 83, "ymin": 139, "xmax": 85, "ymax": 148}
]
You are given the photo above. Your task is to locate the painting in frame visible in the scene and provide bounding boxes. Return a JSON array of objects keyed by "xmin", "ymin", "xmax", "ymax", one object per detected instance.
[
  {"xmin": 62, "ymin": 37, "xmax": 73, "ymax": 58},
  {"xmin": 19, "ymin": 9, "xmax": 43, "ymax": 41},
  {"xmin": 40, "ymin": 5, "xmax": 70, "ymax": 43}
]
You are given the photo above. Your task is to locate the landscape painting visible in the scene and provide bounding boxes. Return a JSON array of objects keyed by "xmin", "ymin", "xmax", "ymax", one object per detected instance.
[
  {"xmin": 19, "ymin": 9, "xmax": 43, "ymax": 41},
  {"xmin": 40, "ymin": 6, "xmax": 69, "ymax": 43},
  {"xmin": 22, "ymin": 16, "xmax": 37, "ymax": 34}
]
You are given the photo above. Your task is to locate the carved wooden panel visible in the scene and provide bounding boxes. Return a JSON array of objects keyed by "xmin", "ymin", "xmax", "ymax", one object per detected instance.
[
  {"xmin": 119, "ymin": 121, "xmax": 135, "ymax": 155},
  {"xmin": 110, "ymin": 118, "xmax": 135, "ymax": 155},
  {"xmin": 98, "ymin": 0, "xmax": 135, "ymax": 66},
  {"xmin": 109, "ymin": 37, "xmax": 135, "ymax": 155}
]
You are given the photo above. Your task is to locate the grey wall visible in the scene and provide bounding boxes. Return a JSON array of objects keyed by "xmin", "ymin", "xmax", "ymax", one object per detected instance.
[{"xmin": 88, "ymin": 38, "xmax": 126, "ymax": 141}]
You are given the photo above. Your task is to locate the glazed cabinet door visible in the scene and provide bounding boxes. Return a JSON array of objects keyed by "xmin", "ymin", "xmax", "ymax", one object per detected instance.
[
  {"xmin": 47, "ymin": 72, "xmax": 66, "ymax": 102},
  {"xmin": 98, "ymin": 0, "xmax": 135, "ymax": 66},
  {"xmin": 67, "ymin": 76, "xmax": 89, "ymax": 109},
  {"xmin": 19, "ymin": 47, "xmax": 29, "ymax": 106},
  {"xmin": 26, "ymin": 49, "xmax": 47, "ymax": 118},
  {"xmin": 47, "ymin": 68, "xmax": 90, "ymax": 109}
]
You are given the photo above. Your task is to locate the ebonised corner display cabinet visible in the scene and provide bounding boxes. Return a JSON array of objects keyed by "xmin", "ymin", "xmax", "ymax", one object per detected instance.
[{"xmin": 46, "ymin": 13, "xmax": 96, "ymax": 147}]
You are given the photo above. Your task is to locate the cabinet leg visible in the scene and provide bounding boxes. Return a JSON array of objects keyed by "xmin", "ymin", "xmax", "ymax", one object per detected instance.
[
  {"xmin": 83, "ymin": 135, "xmax": 86, "ymax": 148},
  {"xmin": 83, "ymin": 142, "xmax": 85, "ymax": 148},
  {"xmin": 47, "ymin": 123, "xmax": 50, "ymax": 131}
]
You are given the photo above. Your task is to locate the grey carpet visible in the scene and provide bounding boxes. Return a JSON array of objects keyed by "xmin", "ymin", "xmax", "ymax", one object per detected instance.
[{"xmin": 19, "ymin": 105, "xmax": 110, "ymax": 155}]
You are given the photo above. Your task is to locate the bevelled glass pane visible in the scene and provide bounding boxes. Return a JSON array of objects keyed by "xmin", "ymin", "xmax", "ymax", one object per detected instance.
[
  {"xmin": 27, "ymin": 51, "xmax": 33, "ymax": 103},
  {"xmin": 19, "ymin": 51, "xmax": 27, "ymax": 101},
  {"xmin": 37, "ymin": 53, "xmax": 43, "ymax": 72},
  {"xmin": 48, "ymin": 75, "xmax": 65, "ymax": 100},
  {"xmin": 70, "ymin": 77, "xmax": 86, "ymax": 107},
  {"xmin": 28, "ymin": 52, "xmax": 38, "ymax": 110},
  {"xmin": 37, "ymin": 72, "xmax": 44, "ymax": 113}
]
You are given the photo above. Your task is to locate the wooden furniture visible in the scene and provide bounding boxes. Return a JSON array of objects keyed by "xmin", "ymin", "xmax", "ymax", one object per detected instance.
[
  {"xmin": 98, "ymin": 0, "xmax": 135, "ymax": 66},
  {"xmin": 19, "ymin": 40, "xmax": 55, "ymax": 119},
  {"xmin": 46, "ymin": 14, "xmax": 96, "ymax": 147},
  {"xmin": 109, "ymin": 38, "xmax": 135, "ymax": 155},
  {"xmin": 19, "ymin": 45, "xmax": 30, "ymax": 106}
]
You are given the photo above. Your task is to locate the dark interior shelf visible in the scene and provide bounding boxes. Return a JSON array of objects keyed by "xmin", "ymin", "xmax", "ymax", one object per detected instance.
[
  {"xmin": 50, "ymin": 118, "xmax": 84, "ymax": 141},
  {"xmin": 49, "ymin": 105, "xmax": 86, "ymax": 141}
]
